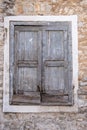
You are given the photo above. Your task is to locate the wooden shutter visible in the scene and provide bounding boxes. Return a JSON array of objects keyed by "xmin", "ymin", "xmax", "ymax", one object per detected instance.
[
  {"xmin": 9, "ymin": 22, "xmax": 72, "ymax": 106},
  {"xmin": 10, "ymin": 24, "xmax": 42, "ymax": 105},
  {"xmin": 41, "ymin": 23, "xmax": 73, "ymax": 105}
]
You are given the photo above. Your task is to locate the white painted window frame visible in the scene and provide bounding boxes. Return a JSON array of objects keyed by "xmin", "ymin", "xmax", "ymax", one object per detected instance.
[{"xmin": 3, "ymin": 15, "xmax": 78, "ymax": 113}]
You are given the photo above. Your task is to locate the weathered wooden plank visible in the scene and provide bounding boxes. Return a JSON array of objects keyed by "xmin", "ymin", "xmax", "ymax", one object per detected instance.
[
  {"xmin": 14, "ymin": 31, "xmax": 19, "ymax": 94},
  {"xmin": 15, "ymin": 26, "xmax": 42, "ymax": 31},
  {"xmin": 12, "ymin": 21, "xmax": 70, "ymax": 29},
  {"xmin": 44, "ymin": 60, "xmax": 67, "ymax": 67},
  {"xmin": 41, "ymin": 30, "xmax": 46, "ymax": 92},
  {"xmin": 17, "ymin": 60, "xmax": 38, "ymax": 67},
  {"xmin": 17, "ymin": 91, "xmax": 40, "ymax": 97},
  {"xmin": 18, "ymin": 67, "xmax": 37, "ymax": 92},
  {"xmin": 41, "ymin": 102, "xmax": 72, "ymax": 106},
  {"xmin": 42, "ymin": 90, "xmax": 68, "ymax": 96},
  {"xmin": 37, "ymin": 31, "xmax": 42, "ymax": 92},
  {"xmin": 44, "ymin": 67, "xmax": 65, "ymax": 91},
  {"xmin": 12, "ymin": 94, "xmax": 40, "ymax": 105},
  {"xmin": 17, "ymin": 31, "xmax": 38, "ymax": 61},
  {"xmin": 43, "ymin": 30, "xmax": 64, "ymax": 60},
  {"xmin": 42, "ymin": 94, "xmax": 68, "ymax": 103}
]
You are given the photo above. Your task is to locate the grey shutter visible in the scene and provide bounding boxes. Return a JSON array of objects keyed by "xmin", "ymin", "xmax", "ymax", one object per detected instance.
[
  {"xmin": 10, "ymin": 24, "xmax": 42, "ymax": 105},
  {"xmin": 9, "ymin": 22, "xmax": 73, "ymax": 106},
  {"xmin": 41, "ymin": 23, "xmax": 73, "ymax": 105}
]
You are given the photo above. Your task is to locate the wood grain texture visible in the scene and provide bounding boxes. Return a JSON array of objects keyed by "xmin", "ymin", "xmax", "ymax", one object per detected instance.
[
  {"xmin": 42, "ymin": 29, "xmax": 67, "ymax": 92},
  {"xmin": 12, "ymin": 92, "xmax": 40, "ymax": 105},
  {"xmin": 41, "ymin": 25, "xmax": 71, "ymax": 104},
  {"xmin": 43, "ymin": 30, "xmax": 64, "ymax": 60},
  {"xmin": 18, "ymin": 31, "xmax": 38, "ymax": 61},
  {"xmin": 9, "ymin": 21, "xmax": 72, "ymax": 105},
  {"xmin": 11, "ymin": 26, "xmax": 42, "ymax": 104}
]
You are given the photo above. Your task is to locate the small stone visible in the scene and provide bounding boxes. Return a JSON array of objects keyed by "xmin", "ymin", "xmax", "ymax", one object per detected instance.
[
  {"xmin": 83, "ymin": 77, "xmax": 87, "ymax": 82},
  {"xmin": 23, "ymin": 121, "xmax": 35, "ymax": 130},
  {"xmin": 79, "ymin": 81, "xmax": 87, "ymax": 86},
  {"xmin": 77, "ymin": 118, "xmax": 83, "ymax": 121},
  {"xmin": 52, "ymin": 0, "xmax": 57, "ymax": 3},
  {"xmin": 40, "ymin": 3, "xmax": 46, "ymax": 12},
  {"xmin": 34, "ymin": 3, "xmax": 40, "ymax": 12},
  {"xmin": 17, "ymin": 5, "xmax": 23, "ymax": 14}
]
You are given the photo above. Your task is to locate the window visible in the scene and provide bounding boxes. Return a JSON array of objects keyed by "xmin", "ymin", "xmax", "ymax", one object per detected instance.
[{"xmin": 3, "ymin": 16, "xmax": 78, "ymax": 112}]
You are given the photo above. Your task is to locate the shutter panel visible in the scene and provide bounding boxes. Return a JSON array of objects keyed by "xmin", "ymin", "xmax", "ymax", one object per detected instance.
[
  {"xmin": 10, "ymin": 25, "xmax": 42, "ymax": 105},
  {"xmin": 41, "ymin": 23, "xmax": 72, "ymax": 105}
]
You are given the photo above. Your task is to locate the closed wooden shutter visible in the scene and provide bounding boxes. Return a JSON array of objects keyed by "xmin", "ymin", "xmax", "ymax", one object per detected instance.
[
  {"xmin": 41, "ymin": 23, "xmax": 73, "ymax": 105},
  {"xmin": 9, "ymin": 22, "xmax": 73, "ymax": 105},
  {"xmin": 10, "ymin": 24, "xmax": 42, "ymax": 105}
]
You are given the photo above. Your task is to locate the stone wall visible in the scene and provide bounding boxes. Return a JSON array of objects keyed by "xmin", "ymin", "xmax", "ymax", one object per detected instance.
[{"xmin": 0, "ymin": 0, "xmax": 87, "ymax": 129}]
